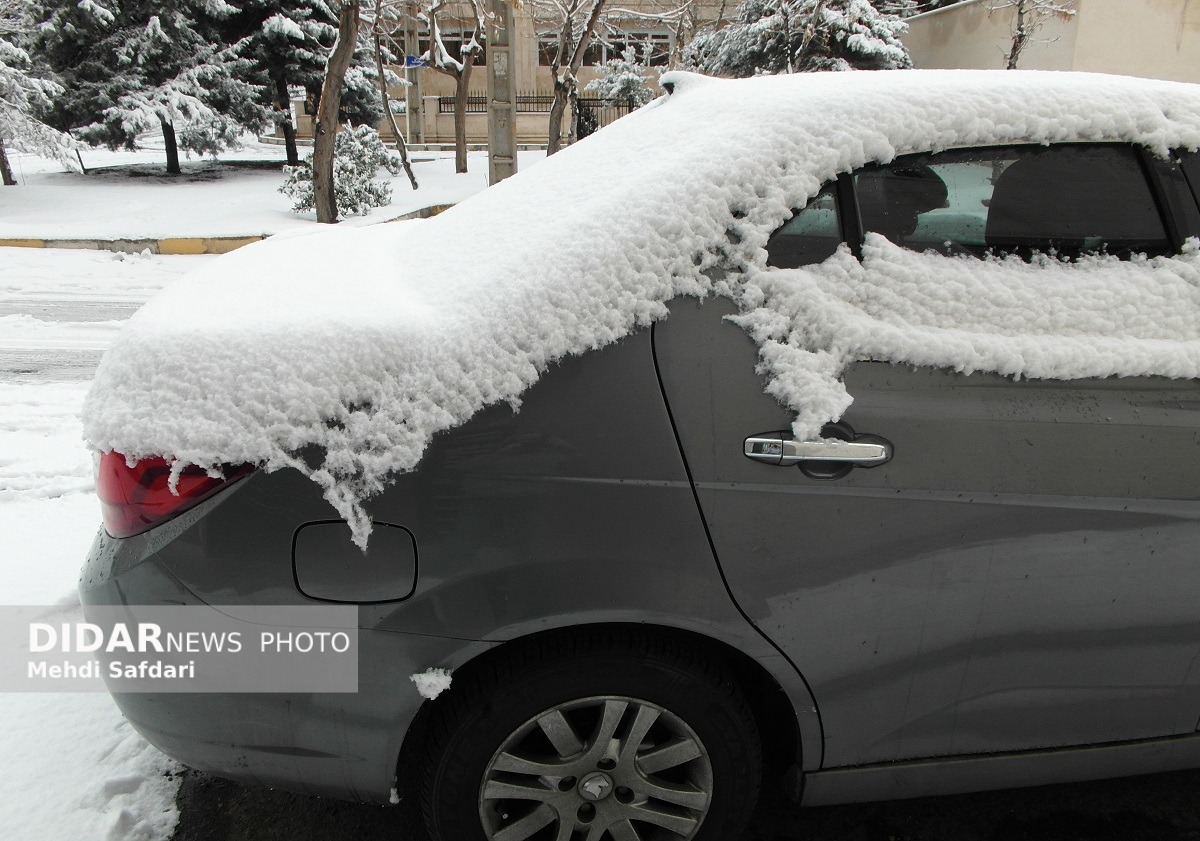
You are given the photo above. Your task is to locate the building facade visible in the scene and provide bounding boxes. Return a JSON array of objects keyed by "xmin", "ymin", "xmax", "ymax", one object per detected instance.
[
  {"xmin": 903, "ymin": 0, "xmax": 1200, "ymax": 82},
  {"xmin": 292, "ymin": 0, "xmax": 723, "ymax": 148}
]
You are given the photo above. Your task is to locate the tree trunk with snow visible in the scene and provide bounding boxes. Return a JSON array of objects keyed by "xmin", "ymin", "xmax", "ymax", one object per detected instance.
[
  {"xmin": 273, "ymin": 73, "xmax": 300, "ymax": 167},
  {"xmin": 422, "ymin": 0, "xmax": 485, "ymax": 174},
  {"xmin": 0, "ymin": 138, "xmax": 15, "ymax": 186},
  {"xmin": 452, "ymin": 59, "xmax": 474, "ymax": 173},
  {"xmin": 547, "ymin": 77, "xmax": 570, "ymax": 156},
  {"xmin": 372, "ymin": 25, "xmax": 418, "ymax": 190},
  {"xmin": 1006, "ymin": 0, "xmax": 1028, "ymax": 68},
  {"xmin": 313, "ymin": 1, "xmax": 361, "ymax": 224},
  {"xmin": 161, "ymin": 120, "xmax": 181, "ymax": 175},
  {"xmin": 991, "ymin": 0, "xmax": 1076, "ymax": 70},
  {"xmin": 545, "ymin": 0, "xmax": 607, "ymax": 156}
]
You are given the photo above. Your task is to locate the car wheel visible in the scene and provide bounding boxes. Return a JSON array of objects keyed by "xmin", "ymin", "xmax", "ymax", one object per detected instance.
[{"xmin": 420, "ymin": 628, "xmax": 762, "ymax": 841}]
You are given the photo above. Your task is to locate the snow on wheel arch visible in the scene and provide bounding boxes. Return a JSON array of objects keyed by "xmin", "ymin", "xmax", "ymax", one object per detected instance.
[{"xmin": 82, "ymin": 70, "xmax": 1200, "ymax": 548}]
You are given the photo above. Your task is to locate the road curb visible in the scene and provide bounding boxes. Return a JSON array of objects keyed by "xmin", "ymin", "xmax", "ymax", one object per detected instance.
[{"xmin": 0, "ymin": 204, "xmax": 454, "ymax": 256}]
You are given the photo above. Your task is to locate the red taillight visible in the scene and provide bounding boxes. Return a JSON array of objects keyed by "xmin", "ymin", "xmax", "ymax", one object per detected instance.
[{"xmin": 95, "ymin": 452, "xmax": 253, "ymax": 539}]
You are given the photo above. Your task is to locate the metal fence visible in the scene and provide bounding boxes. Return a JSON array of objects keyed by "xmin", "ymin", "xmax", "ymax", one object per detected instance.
[{"xmin": 436, "ymin": 94, "xmax": 633, "ymax": 128}]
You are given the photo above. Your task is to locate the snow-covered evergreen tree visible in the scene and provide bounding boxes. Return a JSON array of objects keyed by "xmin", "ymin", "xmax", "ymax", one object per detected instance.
[
  {"xmin": 29, "ymin": 0, "xmax": 271, "ymax": 174},
  {"xmin": 226, "ymin": 0, "xmax": 382, "ymax": 166},
  {"xmin": 279, "ymin": 123, "xmax": 403, "ymax": 216},
  {"xmin": 585, "ymin": 45, "xmax": 655, "ymax": 108},
  {"xmin": 687, "ymin": 0, "xmax": 911, "ymax": 76},
  {"xmin": 0, "ymin": 6, "xmax": 78, "ymax": 183}
]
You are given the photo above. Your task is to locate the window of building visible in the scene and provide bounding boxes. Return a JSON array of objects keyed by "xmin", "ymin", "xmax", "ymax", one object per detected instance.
[
  {"xmin": 604, "ymin": 31, "xmax": 671, "ymax": 66},
  {"xmin": 537, "ymin": 30, "xmax": 671, "ymax": 67},
  {"xmin": 419, "ymin": 29, "xmax": 486, "ymax": 66}
]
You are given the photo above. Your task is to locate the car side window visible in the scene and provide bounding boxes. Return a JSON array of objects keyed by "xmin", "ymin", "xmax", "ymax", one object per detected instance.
[
  {"xmin": 766, "ymin": 183, "xmax": 843, "ymax": 268},
  {"xmin": 1180, "ymin": 151, "xmax": 1200, "ymax": 212},
  {"xmin": 855, "ymin": 145, "xmax": 1172, "ymax": 260}
]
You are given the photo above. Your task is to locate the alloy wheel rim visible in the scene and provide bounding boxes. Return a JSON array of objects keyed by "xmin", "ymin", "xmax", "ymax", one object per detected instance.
[{"xmin": 478, "ymin": 695, "xmax": 714, "ymax": 841}]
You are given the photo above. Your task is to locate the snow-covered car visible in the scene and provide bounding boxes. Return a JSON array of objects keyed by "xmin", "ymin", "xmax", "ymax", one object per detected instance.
[{"xmin": 81, "ymin": 70, "xmax": 1200, "ymax": 841}]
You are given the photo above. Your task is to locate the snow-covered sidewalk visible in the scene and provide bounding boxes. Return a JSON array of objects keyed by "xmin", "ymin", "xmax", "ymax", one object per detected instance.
[
  {"xmin": 0, "ymin": 249, "xmax": 223, "ymax": 840},
  {"xmin": 0, "ymin": 142, "xmax": 543, "ymax": 241}
]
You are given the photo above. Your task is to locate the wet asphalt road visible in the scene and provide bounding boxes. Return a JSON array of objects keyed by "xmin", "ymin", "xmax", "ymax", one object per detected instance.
[
  {"xmin": 0, "ymin": 298, "xmax": 135, "ymax": 381},
  {"xmin": 171, "ymin": 765, "xmax": 1200, "ymax": 841}
]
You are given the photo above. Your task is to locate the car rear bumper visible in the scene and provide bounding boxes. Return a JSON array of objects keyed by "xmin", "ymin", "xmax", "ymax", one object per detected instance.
[{"xmin": 78, "ymin": 526, "xmax": 469, "ymax": 804}]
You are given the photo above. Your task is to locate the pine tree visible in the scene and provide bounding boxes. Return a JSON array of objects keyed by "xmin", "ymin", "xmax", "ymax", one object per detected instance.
[
  {"xmin": 279, "ymin": 121, "xmax": 402, "ymax": 216},
  {"xmin": 29, "ymin": 0, "xmax": 271, "ymax": 174},
  {"xmin": 0, "ymin": 4, "xmax": 78, "ymax": 182},
  {"xmin": 687, "ymin": 0, "xmax": 912, "ymax": 76},
  {"xmin": 585, "ymin": 46, "xmax": 656, "ymax": 109},
  {"xmin": 225, "ymin": 0, "xmax": 383, "ymax": 166}
]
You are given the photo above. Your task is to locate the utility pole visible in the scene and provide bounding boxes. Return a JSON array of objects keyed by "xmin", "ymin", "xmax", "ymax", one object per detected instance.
[
  {"xmin": 404, "ymin": 2, "xmax": 424, "ymax": 144},
  {"xmin": 486, "ymin": 0, "xmax": 518, "ymax": 184}
]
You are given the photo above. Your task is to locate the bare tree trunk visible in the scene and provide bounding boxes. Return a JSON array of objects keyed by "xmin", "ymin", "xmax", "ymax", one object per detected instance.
[
  {"xmin": 313, "ymin": 1, "xmax": 361, "ymax": 224},
  {"xmin": 161, "ymin": 119, "xmax": 181, "ymax": 175},
  {"xmin": 545, "ymin": 0, "xmax": 606, "ymax": 156},
  {"xmin": 373, "ymin": 27, "xmax": 418, "ymax": 190},
  {"xmin": 547, "ymin": 77, "xmax": 570, "ymax": 156},
  {"xmin": 1006, "ymin": 0, "xmax": 1028, "ymax": 68},
  {"xmin": 273, "ymin": 72, "xmax": 299, "ymax": 166},
  {"xmin": 453, "ymin": 59, "xmax": 474, "ymax": 174},
  {"xmin": 0, "ymin": 137, "xmax": 15, "ymax": 186}
]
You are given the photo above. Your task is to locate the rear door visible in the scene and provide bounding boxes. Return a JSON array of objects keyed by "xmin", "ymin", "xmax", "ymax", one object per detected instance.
[{"xmin": 654, "ymin": 144, "xmax": 1200, "ymax": 769}]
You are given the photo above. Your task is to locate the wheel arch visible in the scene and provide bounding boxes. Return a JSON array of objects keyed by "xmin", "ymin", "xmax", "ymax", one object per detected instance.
[{"xmin": 396, "ymin": 620, "xmax": 808, "ymax": 804}]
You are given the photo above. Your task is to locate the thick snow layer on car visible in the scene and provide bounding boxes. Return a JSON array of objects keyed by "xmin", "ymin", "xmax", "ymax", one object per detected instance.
[
  {"xmin": 83, "ymin": 70, "xmax": 1200, "ymax": 546},
  {"xmin": 734, "ymin": 236, "xmax": 1200, "ymax": 440}
]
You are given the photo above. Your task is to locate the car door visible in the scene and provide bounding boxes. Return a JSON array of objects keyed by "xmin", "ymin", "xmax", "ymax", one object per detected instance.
[{"xmin": 654, "ymin": 143, "xmax": 1200, "ymax": 769}]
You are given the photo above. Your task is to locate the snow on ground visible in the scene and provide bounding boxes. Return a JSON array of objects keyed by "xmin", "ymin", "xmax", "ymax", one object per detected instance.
[
  {"xmin": 0, "ymin": 249, "xmax": 216, "ymax": 840},
  {"xmin": 0, "ymin": 139, "xmax": 544, "ymax": 239},
  {"xmin": 0, "ymin": 246, "xmax": 206, "ymax": 301},
  {"xmin": 0, "ymin": 469, "xmax": 183, "ymax": 841},
  {"xmin": 0, "ymin": 380, "xmax": 92, "ymax": 499},
  {"xmin": 0, "ymin": 136, "xmax": 504, "ymax": 838}
]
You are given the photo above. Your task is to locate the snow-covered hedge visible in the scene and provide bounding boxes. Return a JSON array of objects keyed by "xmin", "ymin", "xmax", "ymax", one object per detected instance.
[{"xmin": 83, "ymin": 70, "xmax": 1200, "ymax": 547}]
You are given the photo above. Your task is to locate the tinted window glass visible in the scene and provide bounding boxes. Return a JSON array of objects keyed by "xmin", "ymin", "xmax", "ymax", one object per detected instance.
[
  {"xmin": 855, "ymin": 145, "xmax": 1171, "ymax": 260},
  {"xmin": 1180, "ymin": 151, "xmax": 1200, "ymax": 214},
  {"xmin": 766, "ymin": 184, "xmax": 843, "ymax": 268},
  {"xmin": 1149, "ymin": 152, "xmax": 1200, "ymax": 243}
]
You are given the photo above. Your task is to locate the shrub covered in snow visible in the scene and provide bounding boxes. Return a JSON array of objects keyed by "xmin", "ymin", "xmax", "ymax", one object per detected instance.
[
  {"xmin": 279, "ymin": 125, "xmax": 404, "ymax": 217},
  {"xmin": 585, "ymin": 47, "xmax": 656, "ymax": 108},
  {"xmin": 84, "ymin": 70, "xmax": 1200, "ymax": 548}
]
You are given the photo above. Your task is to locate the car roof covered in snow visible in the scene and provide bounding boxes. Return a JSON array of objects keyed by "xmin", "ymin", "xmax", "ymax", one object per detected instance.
[{"xmin": 83, "ymin": 70, "xmax": 1200, "ymax": 545}]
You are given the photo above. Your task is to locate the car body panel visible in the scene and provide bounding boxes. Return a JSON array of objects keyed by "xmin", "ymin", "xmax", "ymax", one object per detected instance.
[
  {"xmin": 79, "ymin": 325, "xmax": 820, "ymax": 801},
  {"xmin": 654, "ymin": 295, "xmax": 1200, "ymax": 768}
]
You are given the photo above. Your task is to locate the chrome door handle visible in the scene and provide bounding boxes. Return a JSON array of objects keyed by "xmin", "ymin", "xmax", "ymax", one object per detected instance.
[{"xmin": 744, "ymin": 435, "xmax": 891, "ymax": 467}]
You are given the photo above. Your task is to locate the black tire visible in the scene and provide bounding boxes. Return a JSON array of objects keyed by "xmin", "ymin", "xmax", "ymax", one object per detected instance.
[{"xmin": 420, "ymin": 627, "xmax": 762, "ymax": 841}]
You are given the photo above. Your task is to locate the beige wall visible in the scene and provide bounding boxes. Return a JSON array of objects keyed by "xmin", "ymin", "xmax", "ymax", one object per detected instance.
[
  {"xmin": 904, "ymin": 0, "xmax": 1199, "ymax": 83},
  {"xmin": 1071, "ymin": 0, "xmax": 1200, "ymax": 82},
  {"xmin": 903, "ymin": 0, "xmax": 1077, "ymax": 71}
]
